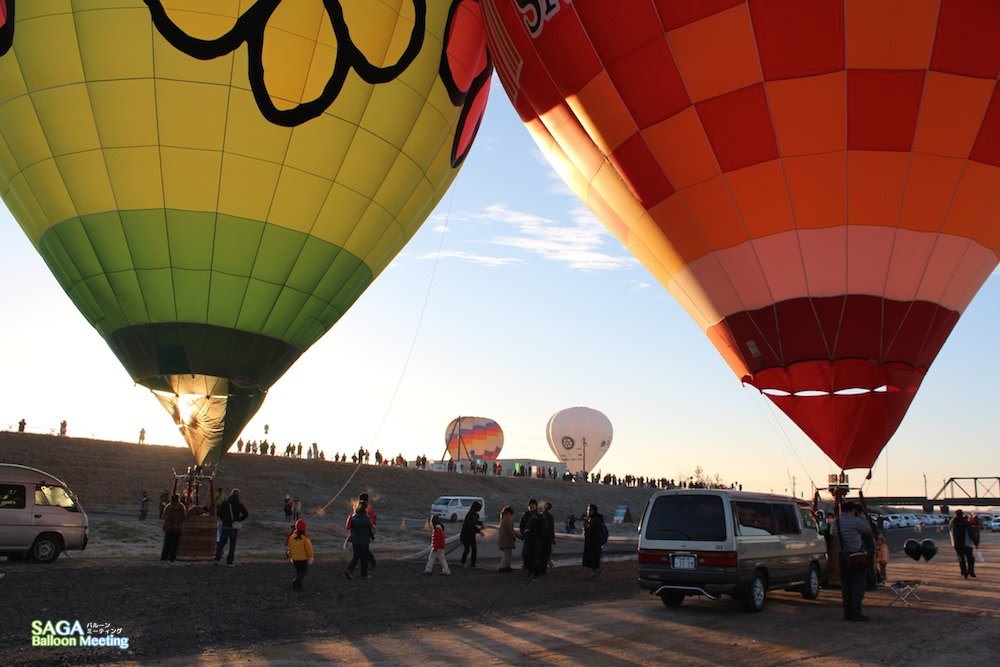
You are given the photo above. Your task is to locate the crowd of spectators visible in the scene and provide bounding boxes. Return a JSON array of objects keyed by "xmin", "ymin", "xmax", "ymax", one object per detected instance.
[{"xmin": 227, "ymin": 437, "xmax": 742, "ymax": 492}]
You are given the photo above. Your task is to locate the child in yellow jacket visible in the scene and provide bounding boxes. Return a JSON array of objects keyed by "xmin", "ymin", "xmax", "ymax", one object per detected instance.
[{"xmin": 286, "ymin": 519, "xmax": 314, "ymax": 591}]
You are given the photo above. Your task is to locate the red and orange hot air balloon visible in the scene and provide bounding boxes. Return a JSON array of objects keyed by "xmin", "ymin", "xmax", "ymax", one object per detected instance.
[{"xmin": 482, "ymin": 0, "xmax": 1000, "ymax": 471}]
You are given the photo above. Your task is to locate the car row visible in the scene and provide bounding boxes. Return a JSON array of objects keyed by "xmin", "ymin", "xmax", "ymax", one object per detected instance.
[{"xmin": 877, "ymin": 513, "xmax": 950, "ymax": 529}]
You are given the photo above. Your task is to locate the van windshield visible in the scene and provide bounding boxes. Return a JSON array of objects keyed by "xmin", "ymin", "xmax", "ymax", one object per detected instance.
[
  {"xmin": 35, "ymin": 485, "xmax": 80, "ymax": 511},
  {"xmin": 645, "ymin": 495, "xmax": 726, "ymax": 541}
]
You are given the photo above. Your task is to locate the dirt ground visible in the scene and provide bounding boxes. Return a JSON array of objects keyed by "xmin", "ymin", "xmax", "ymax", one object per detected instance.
[{"xmin": 1, "ymin": 523, "xmax": 997, "ymax": 666}]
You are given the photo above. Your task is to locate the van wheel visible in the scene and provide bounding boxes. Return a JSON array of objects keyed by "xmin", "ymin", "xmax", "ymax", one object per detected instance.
[
  {"xmin": 801, "ymin": 564, "xmax": 821, "ymax": 600},
  {"xmin": 743, "ymin": 571, "xmax": 767, "ymax": 612},
  {"xmin": 450, "ymin": 513, "xmax": 458, "ymax": 523},
  {"xmin": 660, "ymin": 592, "xmax": 684, "ymax": 607},
  {"xmin": 32, "ymin": 535, "xmax": 62, "ymax": 563}
]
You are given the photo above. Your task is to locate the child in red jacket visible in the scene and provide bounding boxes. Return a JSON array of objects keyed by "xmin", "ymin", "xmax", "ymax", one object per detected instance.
[{"xmin": 422, "ymin": 515, "xmax": 451, "ymax": 575}]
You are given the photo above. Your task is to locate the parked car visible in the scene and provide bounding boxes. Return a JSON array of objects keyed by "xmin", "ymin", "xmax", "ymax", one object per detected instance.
[
  {"xmin": 637, "ymin": 489, "xmax": 827, "ymax": 612},
  {"xmin": 430, "ymin": 496, "xmax": 485, "ymax": 523},
  {"xmin": 0, "ymin": 464, "xmax": 89, "ymax": 562},
  {"xmin": 990, "ymin": 517, "xmax": 1000, "ymax": 532}
]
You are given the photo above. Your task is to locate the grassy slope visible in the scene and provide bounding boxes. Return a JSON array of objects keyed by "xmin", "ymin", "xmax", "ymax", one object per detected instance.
[{"xmin": 0, "ymin": 431, "xmax": 656, "ymax": 524}]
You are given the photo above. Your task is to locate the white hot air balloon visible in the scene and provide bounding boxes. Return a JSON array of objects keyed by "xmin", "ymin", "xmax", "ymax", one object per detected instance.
[{"xmin": 546, "ymin": 407, "xmax": 613, "ymax": 475}]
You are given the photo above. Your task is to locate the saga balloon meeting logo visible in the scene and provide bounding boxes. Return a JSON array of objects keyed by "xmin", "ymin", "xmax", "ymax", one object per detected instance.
[{"xmin": 31, "ymin": 619, "xmax": 130, "ymax": 650}]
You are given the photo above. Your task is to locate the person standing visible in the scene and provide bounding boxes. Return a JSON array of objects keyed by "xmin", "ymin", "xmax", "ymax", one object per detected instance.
[
  {"xmin": 139, "ymin": 491, "xmax": 149, "ymax": 521},
  {"xmin": 345, "ymin": 501, "xmax": 374, "ymax": 579},
  {"xmin": 582, "ymin": 503, "xmax": 605, "ymax": 580},
  {"xmin": 949, "ymin": 509, "xmax": 976, "ymax": 579},
  {"xmin": 837, "ymin": 501, "xmax": 874, "ymax": 621},
  {"xmin": 138, "ymin": 427, "xmax": 146, "ymax": 445},
  {"xmin": 158, "ymin": 489, "xmax": 169, "ymax": 519},
  {"xmin": 497, "ymin": 506, "xmax": 516, "ymax": 572},
  {"xmin": 215, "ymin": 488, "xmax": 249, "ymax": 566},
  {"xmin": 518, "ymin": 498, "xmax": 540, "ymax": 576},
  {"xmin": 520, "ymin": 499, "xmax": 547, "ymax": 580},
  {"xmin": 17, "ymin": 418, "xmax": 26, "ymax": 432},
  {"xmin": 359, "ymin": 493, "xmax": 378, "ymax": 571},
  {"xmin": 876, "ymin": 534, "xmax": 890, "ymax": 585},
  {"xmin": 460, "ymin": 500, "xmax": 484, "ymax": 568},
  {"xmin": 160, "ymin": 494, "xmax": 187, "ymax": 562},
  {"xmin": 286, "ymin": 519, "xmax": 314, "ymax": 591},
  {"xmin": 423, "ymin": 515, "xmax": 451, "ymax": 575},
  {"xmin": 540, "ymin": 501, "xmax": 556, "ymax": 575}
]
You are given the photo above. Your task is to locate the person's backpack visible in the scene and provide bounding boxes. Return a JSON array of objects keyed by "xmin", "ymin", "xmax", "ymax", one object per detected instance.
[{"xmin": 600, "ymin": 521, "xmax": 609, "ymax": 545}]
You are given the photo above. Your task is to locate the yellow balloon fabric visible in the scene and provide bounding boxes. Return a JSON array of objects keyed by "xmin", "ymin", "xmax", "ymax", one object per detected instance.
[{"xmin": 0, "ymin": 0, "xmax": 491, "ymax": 464}]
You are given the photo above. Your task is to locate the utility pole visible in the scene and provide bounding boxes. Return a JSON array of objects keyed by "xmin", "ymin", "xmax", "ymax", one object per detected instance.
[{"xmin": 792, "ymin": 476, "xmax": 796, "ymax": 498}]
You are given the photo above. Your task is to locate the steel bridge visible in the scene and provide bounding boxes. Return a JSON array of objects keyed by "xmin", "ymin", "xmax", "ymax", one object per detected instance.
[{"xmin": 862, "ymin": 477, "xmax": 1000, "ymax": 510}]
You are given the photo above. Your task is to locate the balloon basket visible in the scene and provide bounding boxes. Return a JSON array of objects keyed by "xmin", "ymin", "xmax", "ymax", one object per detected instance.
[
  {"xmin": 171, "ymin": 465, "xmax": 219, "ymax": 560},
  {"xmin": 176, "ymin": 514, "xmax": 218, "ymax": 561}
]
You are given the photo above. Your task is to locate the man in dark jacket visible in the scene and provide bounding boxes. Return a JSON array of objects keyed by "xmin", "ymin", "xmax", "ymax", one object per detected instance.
[
  {"xmin": 539, "ymin": 501, "xmax": 556, "ymax": 575},
  {"xmin": 345, "ymin": 501, "xmax": 374, "ymax": 579},
  {"xmin": 519, "ymin": 498, "xmax": 547, "ymax": 580},
  {"xmin": 215, "ymin": 488, "xmax": 249, "ymax": 566},
  {"xmin": 460, "ymin": 501, "xmax": 484, "ymax": 568},
  {"xmin": 949, "ymin": 510, "xmax": 976, "ymax": 578},
  {"xmin": 160, "ymin": 494, "xmax": 187, "ymax": 562},
  {"xmin": 582, "ymin": 503, "xmax": 605, "ymax": 580},
  {"xmin": 838, "ymin": 501, "xmax": 874, "ymax": 621}
]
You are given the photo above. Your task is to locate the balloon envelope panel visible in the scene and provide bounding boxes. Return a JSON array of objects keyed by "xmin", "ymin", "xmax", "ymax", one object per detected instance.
[
  {"xmin": 445, "ymin": 417, "xmax": 504, "ymax": 460},
  {"xmin": 0, "ymin": 0, "xmax": 491, "ymax": 464},
  {"xmin": 482, "ymin": 0, "xmax": 1000, "ymax": 470},
  {"xmin": 545, "ymin": 406, "xmax": 612, "ymax": 475}
]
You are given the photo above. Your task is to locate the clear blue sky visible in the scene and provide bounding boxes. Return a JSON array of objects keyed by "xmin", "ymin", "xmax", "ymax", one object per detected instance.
[{"xmin": 1, "ymin": 75, "xmax": 997, "ymax": 499}]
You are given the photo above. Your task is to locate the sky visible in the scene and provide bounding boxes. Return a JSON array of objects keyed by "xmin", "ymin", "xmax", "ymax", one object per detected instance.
[{"xmin": 1, "ymin": 73, "xmax": 997, "ymax": 501}]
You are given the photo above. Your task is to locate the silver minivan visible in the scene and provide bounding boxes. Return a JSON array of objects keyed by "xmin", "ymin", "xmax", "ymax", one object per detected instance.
[
  {"xmin": 0, "ymin": 464, "xmax": 89, "ymax": 562},
  {"xmin": 638, "ymin": 489, "xmax": 827, "ymax": 612}
]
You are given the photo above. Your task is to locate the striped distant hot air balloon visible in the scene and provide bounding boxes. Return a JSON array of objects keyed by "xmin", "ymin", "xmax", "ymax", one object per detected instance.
[{"xmin": 445, "ymin": 416, "xmax": 504, "ymax": 460}]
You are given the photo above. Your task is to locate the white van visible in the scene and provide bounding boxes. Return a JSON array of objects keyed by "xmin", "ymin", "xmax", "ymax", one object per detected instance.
[
  {"xmin": 638, "ymin": 489, "xmax": 827, "ymax": 612},
  {"xmin": 430, "ymin": 496, "xmax": 485, "ymax": 523},
  {"xmin": 0, "ymin": 464, "xmax": 89, "ymax": 562}
]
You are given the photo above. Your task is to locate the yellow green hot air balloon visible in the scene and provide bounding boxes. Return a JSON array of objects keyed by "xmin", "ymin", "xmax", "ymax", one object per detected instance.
[{"xmin": 0, "ymin": 0, "xmax": 491, "ymax": 465}]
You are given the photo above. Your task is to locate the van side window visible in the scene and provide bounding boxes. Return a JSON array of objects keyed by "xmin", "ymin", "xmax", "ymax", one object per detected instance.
[
  {"xmin": 799, "ymin": 507, "xmax": 818, "ymax": 531},
  {"xmin": 773, "ymin": 504, "xmax": 800, "ymax": 534},
  {"xmin": 35, "ymin": 485, "xmax": 78, "ymax": 510},
  {"xmin": 0, "ymin": 484, "xmax": 26, "ymax": 509},
  {"xmin": 732, "ymin": 501, "xmax": 778, "ymax": 536}
]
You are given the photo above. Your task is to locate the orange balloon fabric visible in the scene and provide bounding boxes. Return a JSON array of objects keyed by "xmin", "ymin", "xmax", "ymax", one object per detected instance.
[{"xmin": 482, "ymin": 0, "xmax": 1000, "ymax": 470}]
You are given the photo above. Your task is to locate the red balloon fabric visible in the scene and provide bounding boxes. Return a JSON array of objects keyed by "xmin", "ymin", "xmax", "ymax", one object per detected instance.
[{"xmin": 481, "ymin": 0, "xmax": 1000, "ymax": 470}]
